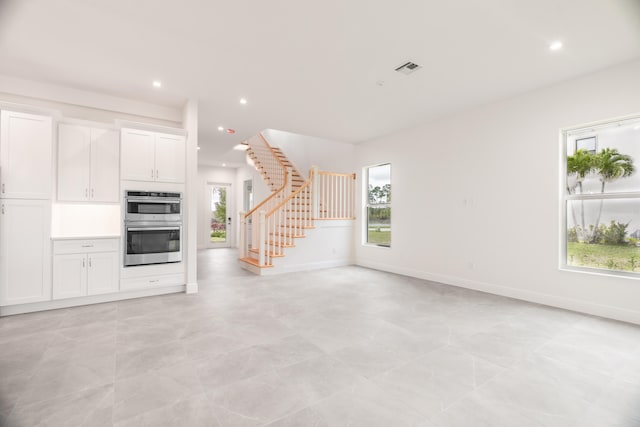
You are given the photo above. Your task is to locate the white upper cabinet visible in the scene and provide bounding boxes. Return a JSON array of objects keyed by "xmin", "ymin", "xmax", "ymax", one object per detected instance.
[
  {"xmin": 0, "ymin": 110, "xmax": 53, "ymax": 199},
  {"xmin": 90, "ymin": 128, "xmax": 120, "ymax": 202},
  {"xmin": 155, "ymin": 133, "xmax": 186, "ymax": 183},
  {"xmin": 58, "ymin": 124, "xmax": 119, "ymax": 202},
  {"xmin": 121, "ymin": 128, "xmax": 185, "ymax": 183},
  {"xmin": 120, "ymin": 129, "xmax": 155, "ymax": 182},
  {"xmin": 58, "ymin": 124, "xmax": 90, "ymax": 201}
]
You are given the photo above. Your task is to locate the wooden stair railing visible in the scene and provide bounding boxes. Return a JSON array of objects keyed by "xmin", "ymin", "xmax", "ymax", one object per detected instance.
[
  {"xmin": 240, "ymin": 165, "xmax": 356, "ymax": 269},
  {"xmin": 245, "ymin": 132, "xmax": 306, "ymax": 192}
]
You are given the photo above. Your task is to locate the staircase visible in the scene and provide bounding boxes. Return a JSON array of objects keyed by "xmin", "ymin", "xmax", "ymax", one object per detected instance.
[
  {"xmin": 239, "ymin": 132, "xmax": 356, "ymax": 272},
  {"xmin": 245, "ymin": 134, "xmax": 305, "ymax": 191}
]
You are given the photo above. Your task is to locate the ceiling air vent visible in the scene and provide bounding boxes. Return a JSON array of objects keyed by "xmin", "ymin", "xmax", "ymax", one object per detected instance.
[{"xmin": 395, "ymin": 61, "xmax": 421, "ymax": 75}]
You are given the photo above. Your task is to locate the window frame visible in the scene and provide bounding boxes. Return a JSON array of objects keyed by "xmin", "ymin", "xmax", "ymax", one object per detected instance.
[
  {"xmin": 363, "ymin": 162, "xmax": 392, "ymax": 248},
  {"xmin": 560, "ymin": 113, "xmax": 640, "ymax": 278}
]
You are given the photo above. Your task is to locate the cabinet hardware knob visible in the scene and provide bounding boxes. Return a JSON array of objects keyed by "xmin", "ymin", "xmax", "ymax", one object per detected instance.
[
  {"xmin": 82, "ymin": 259, "xmax": 85, "ymax": 268},
  {"xmin": 1, "ymin": 183, "xmax": 4, "ymax": 194},
  {"xmin": 1, "ymin": 204, "xmax": 4, "ymax": 214},
  {"xmin": 151, "ymin": 169, "xmax": 154, "ymax": 178},
  {"xmin": 89, "ymin": 257, "xmax": 92, "ymax": 267},
  {"xmin": 81, "ymin": 244, "xmax": 93, "ymax": 248}
]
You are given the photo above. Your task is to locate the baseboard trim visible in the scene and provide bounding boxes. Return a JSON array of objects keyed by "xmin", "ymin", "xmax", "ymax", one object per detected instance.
[
  {"xmin": 269, "ymin": 258, "xmax": 353, "ymax": 275},
  {"xmin": 356, "ymin": 260, "xmax": 640, "ymax": 325},
  {"xmin": 185, "ymin": 282, "xmax": 198, "ymax": 294},
  {"xmin": 0, "ymin": 285, "xmax": 185, "ymax": 317}
]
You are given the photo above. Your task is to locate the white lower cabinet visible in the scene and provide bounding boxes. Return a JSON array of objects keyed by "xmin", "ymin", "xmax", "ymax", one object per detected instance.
[
  {"xmin": 87, "ymin": 251, "xmax": 119, "ymax": 295},
  {"xmin": 52, "ymin": 254, "xmax": 87, "ymax": 299},
  {"xmin": 0, "ymin": 199, "xmax": 52, "ymax": 306},
  {"xmin": 52, "ymin": 238, "xmax": 119, "ymax": 300}
]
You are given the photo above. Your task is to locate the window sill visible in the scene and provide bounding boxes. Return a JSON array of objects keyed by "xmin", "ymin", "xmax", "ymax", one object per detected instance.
[{"xmin": 560, "ymin": 264, "xmax": 640, "ymax": 280}]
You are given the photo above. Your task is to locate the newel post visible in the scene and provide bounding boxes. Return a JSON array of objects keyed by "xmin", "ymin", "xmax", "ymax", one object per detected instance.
[
  {"xmin": 311, "ymin": 165, "xmax": 319, "ymax": 219},
  {"xmin": 258, "ymin": 210, "xmax": 266, "ymax": 266},
  {"xmin": 239, "ymin": 211, "xmax": 246, "ymax": 258}
]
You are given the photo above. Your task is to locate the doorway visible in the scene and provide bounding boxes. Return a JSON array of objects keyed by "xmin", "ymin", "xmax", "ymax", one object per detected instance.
[{"xmin": 207, "ymin": 183, "xmax": 232, "ymax": 248}]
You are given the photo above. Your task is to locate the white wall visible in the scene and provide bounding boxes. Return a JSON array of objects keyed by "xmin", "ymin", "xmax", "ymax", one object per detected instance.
[
  {"xmin": 262, "ymin": 129, "xmax": 355, "ymax": 176},
  {"xmin": 184, "ymin": 99, "xmax": 199, "ymax": 294},
  {"xmin": 265, "ymin": 220, "xmax": 354, "ymax": 274},
  {"xmin": 355, "ymin": 59, "xmax": 640, "ymax": 324},
  {"xmin": 51, "ymin": 204, "xmax": 120, "ymax": 238},
  {"xmin": 237, "ymin": 164, "xmax": 270, "ymax": 215},
  {"xmin": 0, "ymin": 74, "xmax": 182, "ymax": 126}
]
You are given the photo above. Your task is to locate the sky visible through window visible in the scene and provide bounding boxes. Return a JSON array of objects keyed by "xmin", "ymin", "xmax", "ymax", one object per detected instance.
[{"xmin": 368, "ymin": 163, "xmax": 391, "ymax": 189}]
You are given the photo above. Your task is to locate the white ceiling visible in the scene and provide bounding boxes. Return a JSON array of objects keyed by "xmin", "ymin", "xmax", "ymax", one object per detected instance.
[{"xmin": 1, "ymin": 0, "xmax": 639, "ymax": 166}]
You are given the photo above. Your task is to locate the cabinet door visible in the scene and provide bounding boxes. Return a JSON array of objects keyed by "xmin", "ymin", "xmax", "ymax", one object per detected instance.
[
  {"xmin": 0, "ymin": 199, "xmax": 52, "ymax": 306},
  {"xmin": 53, "ymin": 254, "xmax": 87, "ymax": 299},
  {"xmin": 155, "ymin": 133, "xmax": 185, "ymax": 183},
  {"xmin": 0, "ymin": 111, "xmax": 52, "ymax": 199},
  {"xmin": 87, "ymin": 252, "xmax": 118, "ymax": 295},
  {"xmin": 120, "ymin": 129, "xmax": 155, "ymax": 182},
  {"xmin": 57, "ymin": 124, "xmax": 91, "ymax": 201},
  {"xmin": 90, "ymin": 129, "xmax": 120, "ymax": 202}
]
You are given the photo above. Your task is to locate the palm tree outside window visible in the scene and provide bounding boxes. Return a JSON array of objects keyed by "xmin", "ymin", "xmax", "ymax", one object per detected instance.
[{"xmin": 563, "ymin": 116, "xmax": 640, "ymax": 276}]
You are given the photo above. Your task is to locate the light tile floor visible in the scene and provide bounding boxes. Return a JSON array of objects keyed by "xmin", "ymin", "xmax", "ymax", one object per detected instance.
[{"xmin": 1, "ymin": 248, "xmax": 640, "ymax": 426}]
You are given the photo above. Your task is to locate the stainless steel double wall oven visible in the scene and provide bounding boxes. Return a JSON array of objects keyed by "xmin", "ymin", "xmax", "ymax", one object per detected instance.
[{"xmin": 124, "ymin": 191, "xmax": 182, "ymax": 266}]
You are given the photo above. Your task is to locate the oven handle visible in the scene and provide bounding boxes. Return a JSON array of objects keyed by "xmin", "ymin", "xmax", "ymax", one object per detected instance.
[
  {"xmin": 127, "ymin": 227, "xmax": 181, "ymax": 231},
  {"xmin": 126, "ymin": 199, "xmax": 181, "ymax": 204}
]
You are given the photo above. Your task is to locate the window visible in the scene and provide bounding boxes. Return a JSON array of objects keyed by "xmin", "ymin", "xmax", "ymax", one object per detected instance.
[
  {"xmin": 365, "ymin": 163, "xmax": 391, "ymax": 247},
  {"xmin": 576, "ymin": 136, "xmax": 597, "ymax": 153},
  {"xmin": 563, "ymin": 115, "xmax": 640, "ymax": 276}
]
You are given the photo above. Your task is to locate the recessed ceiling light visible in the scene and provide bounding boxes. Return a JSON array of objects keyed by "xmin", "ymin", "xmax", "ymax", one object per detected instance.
[
  {"xmin": 239, "ymin": 98, "xmax": 248, "ymax": 105},
  {"xmin": 222, "ymin": 163, "xmax": 227, "ymax": 167},
  {"xmin": 152, "ymin": 80, "xmax": 162, "ymax": 88},
  {"xmin": 549, "ymin": 41, "xmax": 563, "ymax": 51},
  {"xmin": 217, "ymin": 126, "xmax": 224, "ymax": 131},
  {"xmin": 226, "ymin": 128, "xmax": 236, "ymax": 134},
  {"xmin": 197, "ymin": 146, "xmax": 201, "ymax": 150}
]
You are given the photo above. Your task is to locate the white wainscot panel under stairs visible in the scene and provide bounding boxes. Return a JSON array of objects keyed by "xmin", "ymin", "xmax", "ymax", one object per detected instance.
[{"xmin": 239, "ymin": 220, "xmax": 354, "ymax": 275}]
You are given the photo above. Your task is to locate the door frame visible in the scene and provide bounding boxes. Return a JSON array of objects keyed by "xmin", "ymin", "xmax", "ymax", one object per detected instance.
[{"xmin": 206, "ymin": 182, "xmax": 233, "ymax": 248}]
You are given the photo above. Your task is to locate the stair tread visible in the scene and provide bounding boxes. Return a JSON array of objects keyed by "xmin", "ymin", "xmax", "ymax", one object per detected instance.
[
  {"xmin": 239, "ymin": 257, "xmax": 273, "ymax": 268},
  {"xmin": 267, "ymin": 241, "xmax": 295, "ymax": 248},
  {"xmin": 248, "ymin": 248, "xmax": 285, "ymax": 257},
  {"xmin": 269, "ymin": 232, "xmax": 305, "ymax": 238}
]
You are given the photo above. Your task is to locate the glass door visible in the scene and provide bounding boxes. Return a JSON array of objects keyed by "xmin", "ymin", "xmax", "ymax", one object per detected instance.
[{"xmin": 208, "ymin": 183, "xmax": 232, "ymax": 248}]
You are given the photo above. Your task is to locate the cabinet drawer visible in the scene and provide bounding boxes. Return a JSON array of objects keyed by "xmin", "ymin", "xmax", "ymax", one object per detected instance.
[
  {"xmin": 120, "ymin": 273, "xmax": 184, "ymax": 291},
  {"xmin": 53, "ymin": 238, "xmax": 119, "ymax": 255}
]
